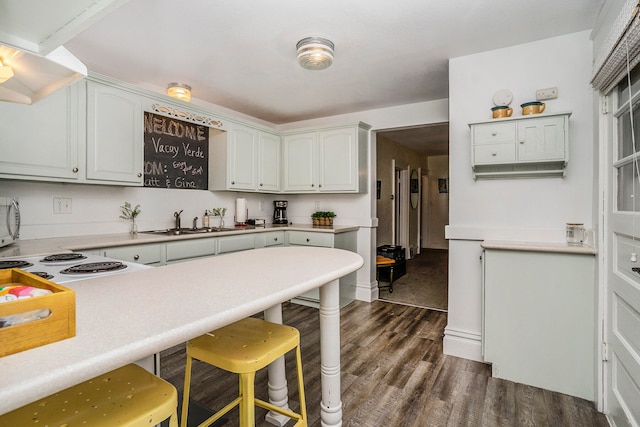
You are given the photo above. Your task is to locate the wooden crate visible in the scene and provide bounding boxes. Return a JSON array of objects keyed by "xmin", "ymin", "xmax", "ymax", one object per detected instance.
[{"xmin": 0, "ymin": 269, "xmax": 76, "ymax": 357}]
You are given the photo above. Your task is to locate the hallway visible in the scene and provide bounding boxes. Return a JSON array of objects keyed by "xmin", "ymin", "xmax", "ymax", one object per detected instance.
[{"xmin": 379, "ymin": 249, "xmax": 448, "ymax": 311}]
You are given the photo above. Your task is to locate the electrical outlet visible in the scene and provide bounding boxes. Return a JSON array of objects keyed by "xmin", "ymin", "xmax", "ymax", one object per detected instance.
[
  {"xmin": 259, "ymin": 200, "xmax": 265, "ymax": 212},
  {"xmin": 53, "ymin": 197, "xmax": 72, "ymax": 214},
  {"xmin": 315, "ymin": 201, "xmax": 320, "ymax": 210},
  {"xmin": 536, "ymin": 87, "xmax": 558, "ymax": 101}
]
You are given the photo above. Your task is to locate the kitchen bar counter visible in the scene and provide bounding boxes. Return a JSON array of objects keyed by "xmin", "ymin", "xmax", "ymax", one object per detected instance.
[
  {"xmin": 0, "ymin": 246, "xmax": 364, "ymax": 426},
  {"xmin": 0, "ymin": 224, "xmax": 359, "ymax": 258}
]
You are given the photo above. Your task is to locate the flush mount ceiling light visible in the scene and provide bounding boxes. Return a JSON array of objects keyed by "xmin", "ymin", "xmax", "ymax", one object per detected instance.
[
  {"xmin": 296, "ymin": 37, "xmax": 334, "ymax": 70},
  {"xmin": 167, "ymin": 82, "xmax": 191, "ymax": 102},
  {"xmin": 0, "ymin": 57, "xmax": 14, "ymax": 83}
]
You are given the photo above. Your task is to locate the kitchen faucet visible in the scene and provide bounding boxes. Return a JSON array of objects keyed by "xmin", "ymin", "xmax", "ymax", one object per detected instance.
[{"xmin": 174, "ymin": 210, "xmax": 183, "ymax": 230}]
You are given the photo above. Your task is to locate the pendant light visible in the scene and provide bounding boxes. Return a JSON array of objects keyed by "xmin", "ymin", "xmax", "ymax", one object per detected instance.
[
  {"xmin": 296, "ymin": 37, "xmax": 334, "ymax": 70},
  {"xmin": 167, "ymin": 83, "xmax": 191, "ymax": 102}
]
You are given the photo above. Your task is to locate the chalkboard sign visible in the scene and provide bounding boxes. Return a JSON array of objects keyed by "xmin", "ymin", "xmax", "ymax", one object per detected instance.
[{"xmin": 143, "ymin": 111, "xmax": 209, "ymax": 189}]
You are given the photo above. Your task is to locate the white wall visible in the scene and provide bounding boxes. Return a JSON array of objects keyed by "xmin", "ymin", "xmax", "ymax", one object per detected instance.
[
  {"xmin": 445, "ymin": 30, "xmax": 595, "ymax": 361},
  {"xmin": 426, "ymin": 155, "xmax": 449, "ymax": 249}
]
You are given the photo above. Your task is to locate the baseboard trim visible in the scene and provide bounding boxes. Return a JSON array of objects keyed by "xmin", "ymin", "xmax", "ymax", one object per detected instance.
[
  {"xmin": 355, "ymin": 281, "xmax": 378, "ymax": 302},
  {"xmin": 443, "ymin": 327, "xmax": 484, "ymax": 362}
]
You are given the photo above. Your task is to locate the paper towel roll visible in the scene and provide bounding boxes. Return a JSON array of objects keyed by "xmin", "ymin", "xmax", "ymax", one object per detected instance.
[{"xmin": 236, "ymin": 198, "xmax": 247, "ymax": 223}]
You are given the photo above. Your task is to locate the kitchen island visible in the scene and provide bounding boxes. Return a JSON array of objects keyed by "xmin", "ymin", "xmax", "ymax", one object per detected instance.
[{"xmin": 0, "ymin": 246, "xmax": 364, "ymax": 427}]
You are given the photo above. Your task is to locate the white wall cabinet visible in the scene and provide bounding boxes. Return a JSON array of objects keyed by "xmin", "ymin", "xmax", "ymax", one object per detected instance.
[
  {"xmin": 210, "ymin": 124, "xmax": 281, "ymax": 193},
  {"xmin": 85, "ymin": 80, "xmax": 144, "ymax": 185},
  {"xmin": 283, "ymin": 123, "xmax": 369, "ymax": 193},
  {"xmin": 0, "ymin": 83, "xmax": 81, "ymax": 182},
  {"xmin": 482, "ymin": 245, "xmax": 595, "ymax": 400},
  {"xmin": 469, "ymin": 112, "xmax": 571, "ymax": 179}
]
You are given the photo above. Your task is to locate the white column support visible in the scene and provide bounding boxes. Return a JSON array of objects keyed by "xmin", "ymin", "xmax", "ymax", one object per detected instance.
[
  {"xmin": 319, "ymin": 279, "xmax": 342, "ymax": 427},
  {"xmin": 263, "ymin": 304, "xmax": 291, "ymax": 426}
]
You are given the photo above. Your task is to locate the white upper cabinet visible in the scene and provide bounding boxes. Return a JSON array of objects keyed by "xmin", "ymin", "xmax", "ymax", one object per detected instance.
[
  {"xmin": 469, "ymin": 111, "xmax": 571, "ymax": 179},
  {"xmin": 210, "ymin": 123, "xmax": 281, "ymax": 192},
  {"xmin": 85, "ymin": 80, "xmax": 143, "ymax": 185},
  {"xmin": 283, "ymin": 123, "xmax": 369, "ymax": 193},
  {"xmin": 0, "ymin": 82, "xmax": 81, "ymax": 181},
  {"xmin": 283, "ymin": 132, "xmax": 317, "ymax": 192},
  {"xmin": 257, "ymin": 131, "xmax": 281, "ymax": 192}
]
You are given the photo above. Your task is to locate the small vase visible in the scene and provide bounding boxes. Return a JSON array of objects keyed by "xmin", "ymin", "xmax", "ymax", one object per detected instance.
[
  {"xmin": 130, "ymin": 219, "xmax": 138, "ymax": 235},
  {"xmin": 217, "ymin": 216, "xmax": 224, "ymax": 230}
]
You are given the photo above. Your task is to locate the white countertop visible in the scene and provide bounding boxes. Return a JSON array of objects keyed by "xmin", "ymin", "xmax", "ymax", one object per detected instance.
[
  {"xmin": 481, "ymin": 240, "xmax": 596, "ymax": 255},
  {"xmin": 0, "ymin": 246, "xmax": 364, "ymax": 415},
  {"xmin": 0, "ymin": 224, "xmax": 359, "ymax": 258}
]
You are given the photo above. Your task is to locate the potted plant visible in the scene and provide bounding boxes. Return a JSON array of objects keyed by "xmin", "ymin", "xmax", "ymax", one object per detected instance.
[
  {"xmin": 210, "ymin": 207, "xmax": 227, "ymax": 230},
  {"xmin": 324, "ymin": 211, "xmax": 336, "ymax": 226},
  {"xmin": 120, "ymin": 201, "xmax": 141, "ymax": 234},
  {"xmin": 311, "ymin": 211, "xmax": 323, "ymax": 226}
]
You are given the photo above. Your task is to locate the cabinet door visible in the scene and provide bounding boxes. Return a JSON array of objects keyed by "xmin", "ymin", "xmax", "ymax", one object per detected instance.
[
  {"xmin": 283, "ymin": 132, "xmax": 317, "ymax": 192},
  {"xmin": 258, "ymin": 132, "xmax": 281, "ymax": 192},
  {"xmin": 517, "ymin": 116, "xmax": 566, "ymax": 162},
  {"xmin": 103, "ymin": 243, "xmax": 163, "ymax": 265},
  {"xmin": 318, "ymin": 127, "xmax": 358, "ymax": 192},
  {"xmin": 0, "ymin": 83, "xmax": 80, "ymax": 181},
  {"xmin": 228, "ymin": 124, "xmax": 258, "ymax": 191},
  {"xmin": 86, "ymin": 81, "xmax": 143, "ymax": 184}
]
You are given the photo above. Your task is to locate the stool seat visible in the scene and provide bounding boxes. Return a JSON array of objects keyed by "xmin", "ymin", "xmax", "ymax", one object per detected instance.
[
  {"xmin": 182, "ymin": 317, "xmax": 307, "ymax": 427},
  {"xmin": 188, "ymin": 317, "xmax": 299, "ymax": 374},
  {"xmin": 376, "ymin": 255, "xmax": 396, "ymax": 266},
  {"xmin": 1, "ymin": 364, "xmax": 178, "ymax": 427}
]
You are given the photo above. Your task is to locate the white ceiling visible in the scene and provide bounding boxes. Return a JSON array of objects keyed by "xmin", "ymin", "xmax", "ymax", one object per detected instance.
[{"xmin": 60, "ymin": 0, "xmax": 603, "ymax": 153}]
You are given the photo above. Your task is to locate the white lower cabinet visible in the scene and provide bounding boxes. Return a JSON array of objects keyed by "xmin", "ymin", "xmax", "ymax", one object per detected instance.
[
  {"xmin": 102, "ymin": 243, "xmax": 164, "ymax": 266},
  {"xmin": 255, "ymin": 231, "xmax": 285, "ymax": 248},
  {"xmin": 286, "ymin": 230, "xmax": 357, "ymax": 307},
  {"xmin": 482, "ymin": 247, "xmax": 596, "ymax": 400},
  {"xmin": 217, "ymin": 234, "xmax": 256, "ymax": 254},
  {"xmin": 166, "ymin": 239, "xmax": 217, "ymax": 263}
]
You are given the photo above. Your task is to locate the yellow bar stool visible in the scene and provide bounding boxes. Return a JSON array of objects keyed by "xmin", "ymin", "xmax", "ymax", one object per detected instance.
[
  {"xmin": 182, "ymin": 317, "xmax": 307, "ymax": 427},
  {"xmin": 0, "ymin": 363, "xmax": 178, "ymax": 426}
]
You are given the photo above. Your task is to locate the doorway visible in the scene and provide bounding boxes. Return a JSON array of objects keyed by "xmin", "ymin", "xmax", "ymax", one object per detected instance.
[{"xmin": 375, "ymin": 123, "xmax": 449, "ymax": 310}]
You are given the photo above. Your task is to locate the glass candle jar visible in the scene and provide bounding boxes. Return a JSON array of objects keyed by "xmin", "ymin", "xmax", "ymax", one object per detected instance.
[{"xmin": 566, "ymin": 223, "xmax": 585, "ymax": 245}]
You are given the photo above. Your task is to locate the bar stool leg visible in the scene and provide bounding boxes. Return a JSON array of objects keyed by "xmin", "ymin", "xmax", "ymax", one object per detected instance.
[
  {"xmin": 181, "ymin": 354, "xmax": 193, "ymax": 427},
  {"xmin": 239, "ymin": 372, "xmax": 256, "ymax": 427}
]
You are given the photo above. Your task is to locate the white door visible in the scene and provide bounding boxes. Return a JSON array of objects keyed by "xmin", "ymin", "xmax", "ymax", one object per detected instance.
[{"xmin": 604, "ymin": 72, "xmax": 640, "ymax": 427}]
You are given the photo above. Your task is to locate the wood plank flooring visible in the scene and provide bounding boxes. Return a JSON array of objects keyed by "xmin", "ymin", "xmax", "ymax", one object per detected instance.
[{"xmin": 160, "ymin": 300, "xmax": 609, "ymax": 427}]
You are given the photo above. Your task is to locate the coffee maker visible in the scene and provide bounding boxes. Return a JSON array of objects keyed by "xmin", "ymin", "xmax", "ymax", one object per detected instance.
[{"xmin": 273, "ymin": 200, "xmax": 288, "ymax": 225}]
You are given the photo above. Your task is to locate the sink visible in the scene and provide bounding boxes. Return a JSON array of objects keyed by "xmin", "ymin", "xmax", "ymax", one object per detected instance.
[{"xmin": 141, "ymin": 227, "xmax": 238, "ymax": 236}]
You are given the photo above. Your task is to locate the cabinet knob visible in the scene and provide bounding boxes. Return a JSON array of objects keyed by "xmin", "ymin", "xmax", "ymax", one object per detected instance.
[
  {"xmin": 492, "ymin": 152, "xmax": 497, "ymax": 156},
  {"xmin": 260, "ymin": 183, "xmax": 263, "ymax": 187},
  {"xmin": 137, "ymin": 172, "xmax": 142, "ymax": 177},
  {"xmin": 72, "ymin": 167, "xmax": 79, "ymax": 173},
  {"xmin": 491, "ymin": 131, "xmax": 497, "ymax": 136},
  {"xmin": 133, "ymin": 255, "xmax": 140, "ymax": 261},
  {"xmin": 319, "ymin": 184, "xmax": 322, "ymax": 187},
  {"xmin": 519, "ymin": 140, "xmax": 525, "ymax": 144},
  {"xmin": 306, "ymin": 238, "xmax": 310, "ymax": 242},
  {"xmin": 311, "ymin": 184, "xmax": 315, "ymax": 187},
  {"xmin": 231, "ymin": 181, "xmax": 235, "ymax": 185},
  {"xmin": 274, "ymin": 237, "xmax": 278, "ymax": 241}
]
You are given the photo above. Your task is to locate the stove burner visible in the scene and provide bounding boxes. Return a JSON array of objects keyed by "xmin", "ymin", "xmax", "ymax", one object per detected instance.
[
  {"xmin": 40, "ymin": 253, "xmax": 87, "ymax": 262},
  {"xmin": 29, "ymin": 271, "xmax": 54, "ymax": 280},
  {"xmin": 0, "ymin": 260, "xmax": 34, "ymax": 270},
  {"xmin": 60, "ymin": 262, "xmax": 128, "ymax": 275}
]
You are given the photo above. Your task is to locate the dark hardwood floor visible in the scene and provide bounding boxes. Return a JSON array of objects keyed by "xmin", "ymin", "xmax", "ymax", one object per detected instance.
[{"xmin": 160, "ymin": 300, "xmax": 609, "ymax": 427}]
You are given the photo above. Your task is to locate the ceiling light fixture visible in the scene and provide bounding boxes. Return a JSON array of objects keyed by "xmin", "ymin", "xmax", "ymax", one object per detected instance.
[
  {"xmin": 167, "ymin": 82, "xmax": 191, "ymax": 102},
  {"xmin": 296, "ymin": 37, "xmax": 334, "ymax": 70},
  {"xmin": 0, "ymin": 57, "xmax": 15, "ymax": 83}
]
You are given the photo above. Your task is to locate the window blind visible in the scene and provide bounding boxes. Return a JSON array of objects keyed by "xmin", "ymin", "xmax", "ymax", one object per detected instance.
[{"xmin": 592, "ymin": 0, "xmax": 640, "ymax": 94}]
